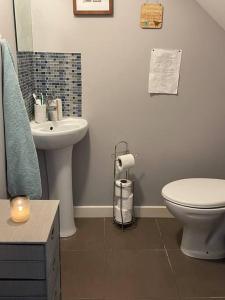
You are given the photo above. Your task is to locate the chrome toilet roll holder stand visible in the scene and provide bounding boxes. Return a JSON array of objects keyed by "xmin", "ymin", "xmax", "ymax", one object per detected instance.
[{"xmin": 112, "ymin": 141, "xmax": 136, "ymax": 230}]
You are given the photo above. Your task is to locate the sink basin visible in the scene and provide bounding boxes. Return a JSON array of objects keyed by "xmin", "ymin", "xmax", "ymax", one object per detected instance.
[
  {"xmin": 30, "ymin": 117, "xmax": 88, "ymax": 238},
  {"xmin": 31, "ymin": 118, "xmax": 88, "ymax": 150}
]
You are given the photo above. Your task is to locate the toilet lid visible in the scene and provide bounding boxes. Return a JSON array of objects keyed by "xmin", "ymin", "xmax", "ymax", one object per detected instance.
[{"xmin": 162, "ymin": 178, "xmax": 225, "ymax": 208}]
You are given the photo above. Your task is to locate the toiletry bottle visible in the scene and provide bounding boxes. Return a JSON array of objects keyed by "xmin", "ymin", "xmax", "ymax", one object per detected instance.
[
  {"xmin": 48, "ymin": 99, "xmax": 58, "ymax": 121},
  {"xmin": 56, "ymin": 98, "xmax": 63, "ymax": 120}
]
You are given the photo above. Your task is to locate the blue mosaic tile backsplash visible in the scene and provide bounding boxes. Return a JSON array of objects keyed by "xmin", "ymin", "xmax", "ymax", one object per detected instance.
[
  {"xmin": 34, "ymin": 52, "xmax": 82, "ymax": 117},
  {"xmin": 17, "ymin": 51, "xmax": 82, "ymax": 120}
]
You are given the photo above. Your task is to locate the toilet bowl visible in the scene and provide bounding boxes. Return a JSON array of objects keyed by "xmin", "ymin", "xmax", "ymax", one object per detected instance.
[{"xmin": 162, "ymin": 178, "xmax": 225, "ymax": 259}]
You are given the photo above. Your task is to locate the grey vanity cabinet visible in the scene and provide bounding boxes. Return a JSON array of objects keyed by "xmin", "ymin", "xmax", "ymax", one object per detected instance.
[{"xmin": 0, "ymin": 200, "xmax": 61, "ymax": 300}]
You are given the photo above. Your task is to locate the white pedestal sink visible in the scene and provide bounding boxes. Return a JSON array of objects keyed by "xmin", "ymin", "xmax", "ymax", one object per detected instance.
[{"xmin": 31, "ymin": 118, "xmax": 88, "ymax": 237}]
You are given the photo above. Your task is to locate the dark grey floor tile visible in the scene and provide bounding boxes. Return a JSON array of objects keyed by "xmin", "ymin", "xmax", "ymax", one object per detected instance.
[
  {"xmin": 61, "ymin": 250, "xmax": 106, "ymax": 299},
  {"xmin": 157, "ymin": 218, "xmax": 182, "ymax": 249},
  {"xmin": 60, "ymin": 218, "xmax": 104, "ymax": 251},
  {"xmin": 106, "ymin": 298, "xmax": 179, "ymax": 300},
  {"xmin": 105, "ymin": 249, "xmax": 179, "ymax": 300},
  {"xmin": 168, "ymin": 250, "xmax": 225, "ymax": 297},
  {"xmin": 135, "ymin": 298, "xmax": 179, "ymax": 300},
  {"xmin": 182, "ymin": 298, "xmax": 225, "ymax": 300},
  {"xmin": 105, "ymin": 218, "xmax": 164, "ymax": 250}
]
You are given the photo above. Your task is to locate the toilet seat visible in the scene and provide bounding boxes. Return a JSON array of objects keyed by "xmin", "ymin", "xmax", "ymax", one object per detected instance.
[{"xmin": 162, "ymin": 178, "xmax": 225, "ymax": 209}]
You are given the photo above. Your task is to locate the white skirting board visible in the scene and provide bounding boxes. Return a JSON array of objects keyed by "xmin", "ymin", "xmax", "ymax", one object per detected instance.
[{"xmin": 74, "ymin": 206, "xmax": 173, "ymax": 218}]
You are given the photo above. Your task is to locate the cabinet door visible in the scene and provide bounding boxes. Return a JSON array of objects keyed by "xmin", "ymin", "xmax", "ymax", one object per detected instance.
[
  {"xmin": 46, "ymin": 209, "xmax": 61, "ymax": 300},
  {"xmin": 46, "ymin": 210, "xmax": 60, "ymax": 271},
  {"xmin": 50, "ymin": 273, "xmax": 61, "ymax": 300},
  {"xmin": 47, "ymin": 246, "xmax": 60, "ymax": 299}
]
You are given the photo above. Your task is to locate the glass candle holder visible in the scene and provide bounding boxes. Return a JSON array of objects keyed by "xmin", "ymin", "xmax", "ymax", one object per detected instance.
[{"xmin": 10, "ymin": 196, "xmax": 30, "ymax": 223}]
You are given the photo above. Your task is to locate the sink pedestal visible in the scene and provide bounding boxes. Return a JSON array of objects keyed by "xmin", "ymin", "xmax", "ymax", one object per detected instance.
[
  {"xmin": 46, "ymin": 146, "xmax": 76, "ymax": 237},
  {"xmin": 31, "ymin": 117, "xmax": 88, "ymax": 238}
]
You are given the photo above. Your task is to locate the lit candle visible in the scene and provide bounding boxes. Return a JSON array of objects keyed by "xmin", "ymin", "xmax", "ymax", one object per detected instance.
[{"xmin": 10, "ymin": 196, "xmax": 30, "ymax": 223}]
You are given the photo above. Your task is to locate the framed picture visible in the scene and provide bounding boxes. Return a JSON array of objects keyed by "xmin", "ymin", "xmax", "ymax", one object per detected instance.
[{"xmin": 73, "ymin": 0, "xmax": 113, "ymax": 15}]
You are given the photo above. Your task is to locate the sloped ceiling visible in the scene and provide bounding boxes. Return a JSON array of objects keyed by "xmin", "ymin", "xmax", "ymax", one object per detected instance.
[{"xmin": 196, "ymin": 0, "xmax": 225, "ymax": 31}]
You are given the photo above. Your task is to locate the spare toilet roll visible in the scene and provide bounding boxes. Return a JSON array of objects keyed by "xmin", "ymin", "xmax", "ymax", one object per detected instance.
[
  {"xmin": 117, "ymin": 193, "xmax": 133, "ymax": 210},
  {"xmin": 117, "ymin": 154, "xmax": 135, "ymax": 173},
  {"xmin": 114, "ymin": 205, "xmax": 132, "ymax": 224},
  {"xmin": 115, "ymin": 179, "xmax": 132, "ymax": 198}
]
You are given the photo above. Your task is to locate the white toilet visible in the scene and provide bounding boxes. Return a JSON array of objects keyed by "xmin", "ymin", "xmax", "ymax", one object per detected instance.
[{"xmin": 162, "ymin": 178, "xmax": 225, "ymax": 259}]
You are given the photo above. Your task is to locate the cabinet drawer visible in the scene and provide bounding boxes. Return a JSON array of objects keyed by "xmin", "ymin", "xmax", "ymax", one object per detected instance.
[
  {"xmin": 0, "ymin": 261, "xmax": 45, "ymax": 279},
  {"xmin": 46, "ymin": 210, "xmax": 59, "ymax": 261},
  {"xmin": 0, "ymin": 244, "xmax": 45, "ymax": 261},
  {"xmin": 0, "ymin": 280, "xmax": 46, "ymax": 297},
  {"xmin": 0, "ymin": 297, "xmax": 46, "ymax": 300}
]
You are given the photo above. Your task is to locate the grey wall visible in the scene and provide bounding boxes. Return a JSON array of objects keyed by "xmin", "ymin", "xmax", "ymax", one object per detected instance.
[
  {"xmin": 0, "ymin": 0, "xmax": 17, "ymax": 198},
  {"xmin": 196, "ymin": 0, "xmax": 225, "ymax": 31},
  {"xmin": 8, "ymin": 0, "xmax": 224, "ymax": 206},
  {"xmin": 31, "ymin": 0, "xmax": 225, "ymax": 206}
]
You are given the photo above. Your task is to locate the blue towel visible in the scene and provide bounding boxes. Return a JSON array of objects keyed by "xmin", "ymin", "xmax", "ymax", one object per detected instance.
[{"xmin": 1, "ymin": 39, "xmax": 42, "ymax": 199}]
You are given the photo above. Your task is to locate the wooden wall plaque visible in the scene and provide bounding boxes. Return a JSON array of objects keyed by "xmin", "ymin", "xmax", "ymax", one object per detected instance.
[{"xmin": 140, "ymin": 3, "xmax": 163, "ymax": 29}]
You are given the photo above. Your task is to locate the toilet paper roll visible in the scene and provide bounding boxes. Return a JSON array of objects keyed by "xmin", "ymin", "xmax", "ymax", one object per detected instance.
[
  {"xmin": 117, "ymin": 193, "xmax": 133, "ymax": 210},
  {"xmin": 114, "ymin": 205, "xmax": 132, "ymax": 224},
  {"xmin": 115, "ymin": 179, "xmax": 133, "ymax": 198},
  {"xmin": 117, "ymin": 154, "xmax": 135, "ymax": 173}
]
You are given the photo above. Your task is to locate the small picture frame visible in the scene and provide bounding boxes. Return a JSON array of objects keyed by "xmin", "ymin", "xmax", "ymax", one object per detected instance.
[{"xmin": 73, "ymin": 0, "xmax": 113, "ymax": 15}]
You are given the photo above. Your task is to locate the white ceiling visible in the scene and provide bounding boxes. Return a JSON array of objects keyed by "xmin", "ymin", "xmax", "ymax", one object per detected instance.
[{"xmin": 196, "ymin": 0, "xmax": 225, "ymax": 31}]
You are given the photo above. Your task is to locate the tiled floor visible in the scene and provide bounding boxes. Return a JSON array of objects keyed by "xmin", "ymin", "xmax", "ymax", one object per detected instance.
[{"xmin": 60, "ymin": 218, "xmax": 225, "ymax": 300}]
